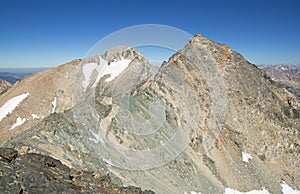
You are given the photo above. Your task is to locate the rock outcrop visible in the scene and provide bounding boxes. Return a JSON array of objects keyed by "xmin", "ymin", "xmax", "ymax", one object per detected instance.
[
  {"xmin": 0, "ymin": 79, "xmax": 12, "ymax": 96},
  {"xmin": 0, "ymin": 148, "xmax": 154, "ymax": 194}
]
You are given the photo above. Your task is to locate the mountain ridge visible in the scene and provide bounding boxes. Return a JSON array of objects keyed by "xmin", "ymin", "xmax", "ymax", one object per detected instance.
[{"xmin": 1, "ymin": 34, "xmax": 300, "ymax": 193}]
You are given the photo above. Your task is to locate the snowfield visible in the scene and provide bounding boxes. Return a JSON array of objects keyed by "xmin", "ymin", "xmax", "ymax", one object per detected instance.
[
  {"xmin": 281, "ymin": 182, "xmax": 300, "ymax": 194},
  {"xmin": 0, "ymin": 93, "xmax": 29, "ymax": 122},
  {"xmin": 101, "ymin": 58, "xmax": 132, "ymax": 82},
  {"xmin": 82, "ymin": 57, "xmax": 132, "ymax": 90}
]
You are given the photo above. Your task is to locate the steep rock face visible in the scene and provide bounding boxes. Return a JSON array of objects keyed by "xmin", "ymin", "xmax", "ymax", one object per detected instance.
[
  {"xmin": 0, "ymin": 79, "xmax": 12, "ymax": 96},
  {"xmin": 2, "ymin": 35, "xmax": 300, "ymax": 193},
  {"xmin": 182, "ymin": 35, "xmax": 300, "ymax": 192}
]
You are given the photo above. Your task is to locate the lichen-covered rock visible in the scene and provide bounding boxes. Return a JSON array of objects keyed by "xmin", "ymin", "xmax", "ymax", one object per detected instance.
[{"xmin": 0, "ymin": 148, "xmax": 154, "ymax": 194}]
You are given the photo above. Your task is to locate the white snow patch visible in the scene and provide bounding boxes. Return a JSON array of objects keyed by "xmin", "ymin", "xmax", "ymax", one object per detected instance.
[
  {"xmin": 82, "ymin": 58, "xmax": 132, "ymax": 90},
  {"xmin": 281, "ymin": 182, "xmax": 300, "ymax": 194},
  {"xmin": 10, "ymin": 117, "xmax": 26, "ymax": 130},
  {"xmin": 51, "ymin": 97, "xmax": 57, "ymax": 113},
  {"xmin": 183, "ymin": 192, "xmax": 201, "ymax": 194},
  {"xmin": 224, "ymin": 188, "xmax": 271, "ymax": 194},
  {"xmin": 0, "ymin": 93, "xmax": 29, "ymax": 122},
  {"xmin": 82, "ymin": 62, "xmax": 98, "ymax": 90},
  {"xmin": 89, "ymin": 130, "xmax": 104, "ymax": 144},
  {"xmin": 242, "ymin": 150, "xmax": 253, "ymax": 162},
  {"xmin": 102, "ymin": 58, "xmax": 131, "ymax": 82},
  {"xmin": 31, "ymin": 114, "xmax": 40, "ymax": 119}
]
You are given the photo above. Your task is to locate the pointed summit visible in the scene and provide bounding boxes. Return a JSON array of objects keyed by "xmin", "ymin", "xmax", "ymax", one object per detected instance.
[{"xmin": 102, "ymin": 45, "xmax": 146, "ymax": 63}]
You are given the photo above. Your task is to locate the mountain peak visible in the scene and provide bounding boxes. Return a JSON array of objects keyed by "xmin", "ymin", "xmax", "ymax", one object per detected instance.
[{"xmin": 102, "ymin": 45, "xmax": 146, "ymax": 63}]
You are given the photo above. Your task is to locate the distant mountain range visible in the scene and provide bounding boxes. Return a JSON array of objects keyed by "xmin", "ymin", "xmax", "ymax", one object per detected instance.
[
  {"xmin": 0, "ymin": 68, "xmax": 50, "ymax": 84},
  {"xmin": 259, "ymin": 64, "xmax": 300, "ymax": 100}
]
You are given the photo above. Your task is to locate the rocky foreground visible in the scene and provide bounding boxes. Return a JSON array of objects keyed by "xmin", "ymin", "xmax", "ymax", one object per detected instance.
[{"xmin": 0, "ymin": 148, "xmax": 154, "ymax": 194}]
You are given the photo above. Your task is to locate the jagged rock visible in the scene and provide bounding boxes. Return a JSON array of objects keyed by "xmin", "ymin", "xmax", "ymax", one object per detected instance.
[
  {"xmin": 0, "ymin": 148, "xmax": 154, "ymax": 194},
  {"xmin": 0, "ymin": 148, "xmax": 18, "ymax": 163}
]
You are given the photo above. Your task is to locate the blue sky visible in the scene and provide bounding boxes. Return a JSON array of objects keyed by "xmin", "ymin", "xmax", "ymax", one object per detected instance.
[{"xmin": 0, "ymin": 0, "xmax": 299, "ymax": 67}]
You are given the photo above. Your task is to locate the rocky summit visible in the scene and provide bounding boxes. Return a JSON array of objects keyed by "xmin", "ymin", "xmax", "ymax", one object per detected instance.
[{"xmin": 0, "ymin": 34, "xmax": 300, "ymax": 194}]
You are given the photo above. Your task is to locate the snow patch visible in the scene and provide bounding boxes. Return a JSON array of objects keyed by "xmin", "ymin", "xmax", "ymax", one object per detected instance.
[
  {"xmin": 101, "ymin": 58, "xmax": 132, "ymax": 82},
  {"xmin": 51, "ymin": 97, "xmax": 57, "ymax": 113},
  {"xmin": 0, "ymin": 93, "xmax": 29, "ymax": 122},
  {"xmin": 281, "ymin": 182, "xmax": 300, "ymax": 194},
  {"xmin": 242, "ymin": 150, "xmax": 253, "ymax": 162},
  {"xmin": 10, "ymin": 117, "xmax": 26, "ymax": 130},
  {"xmin": 224, "ymin": 188, "xmax": 271, "ymax": 194},
  {"xmin": 183, "ymin": 192, "xmax": 201, "ymax": 194},
  {"xmin": 82, "ymin": 57, "xmax": 132, "ymax": 90},
  {"xmin": 31, "ymin": 114, "xmax": 40, "ymax": 119}
]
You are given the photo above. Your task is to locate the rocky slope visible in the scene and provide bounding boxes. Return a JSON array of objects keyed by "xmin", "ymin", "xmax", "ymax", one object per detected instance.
[
  {"xmin": 0, "ymin": 60, "xmax": 83, "ymax": 147},
  {"xmin": 259, "ymin": 64, "xmax": 300, "ymax": 100},
  {"xmin": 1, "ymin": 35, "xmax": 300, "ymax": 194},
  {"xmin": 0, "ymin": 79, "xmax": 12, "ymax": 96},
  {"xmin": 0, "ymin": 148, "xmax": 154, "ymax": 194}
]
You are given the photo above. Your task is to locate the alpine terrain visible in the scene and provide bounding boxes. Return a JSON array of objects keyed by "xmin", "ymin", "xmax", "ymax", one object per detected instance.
[
  {"xmin": 259, "ymin": 64, "xmax": 300, "ymax": 100},
  {"xmin": 0, "ymin": 34, "xmax": 299, "ymax": 194}
]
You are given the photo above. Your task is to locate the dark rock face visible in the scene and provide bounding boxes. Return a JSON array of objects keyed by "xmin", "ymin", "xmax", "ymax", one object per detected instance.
[{"xmin": 0, "ymin": 148, "xmax": 154, "ymax": 194}]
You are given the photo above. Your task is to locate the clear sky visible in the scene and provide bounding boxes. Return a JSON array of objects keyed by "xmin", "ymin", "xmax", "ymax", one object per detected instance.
[{"xmin": 0, "ymin": 0, "xmax": 299, "ymax": 67}]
